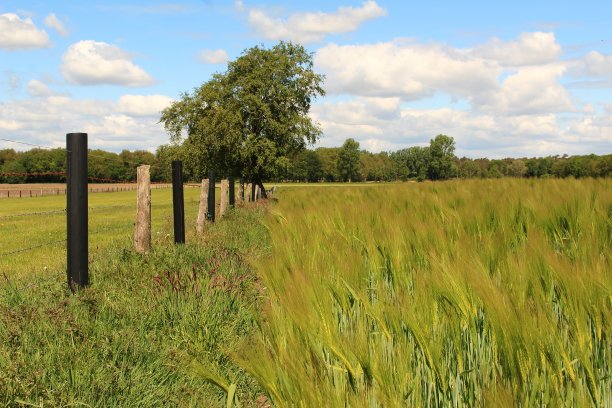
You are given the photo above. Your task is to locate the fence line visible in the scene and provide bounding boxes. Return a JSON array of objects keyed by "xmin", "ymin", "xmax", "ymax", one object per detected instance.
[
  {"xmin": 1, "ymin": 133, "xmax": 272, "ymax": 290},
  {"xmin": 0, "ymin": 239, "xmax": 66, "ymax": 259},
  {"xmin": 0, "ymin": 209, "xmax": 66, "ymax": 220}
]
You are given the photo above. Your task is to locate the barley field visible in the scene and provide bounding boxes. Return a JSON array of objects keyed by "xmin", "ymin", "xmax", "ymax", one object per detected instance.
[{"xmin": 236, "ymin": 178, "xmax": 611, "ymax": 406}]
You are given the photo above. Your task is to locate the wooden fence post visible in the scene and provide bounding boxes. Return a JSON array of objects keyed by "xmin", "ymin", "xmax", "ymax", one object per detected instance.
[
  {"xmin": 245, "ymin": 183, "xmax": 251, "ymax": 202},
  {"xmin": 237, "ymin": 181, "xmax": 244, "ymax": 206},
  {"xmin": 135, "ymin": 165, "xmax": 151, "ymax": 254},
  {"xmin": 220, "ymin": 179, "xmax": 229, "ymax": 217},
  {"xmin": 196, "ymin": 178, "xmax": 209, "ymax": 234}
]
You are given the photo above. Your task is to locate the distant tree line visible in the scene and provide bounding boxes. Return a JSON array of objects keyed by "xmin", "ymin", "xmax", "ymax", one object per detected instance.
[
  {"xmin": 0, "ymin": 145, "xmax": 182, "ymax": 183},
  {"xmin": 1, "ymin": 134, "xmax": 610, "ymax": 184},
  {"xmin": 282, "ymin": 135, "xmax": 612, "ymax": 182}
]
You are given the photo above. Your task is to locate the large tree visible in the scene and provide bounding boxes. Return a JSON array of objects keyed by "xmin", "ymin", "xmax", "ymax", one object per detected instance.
[
  {"xmin": 337, "ymin": 138, "xmax": 361, "ymax": 182},
  {"xmin": 400, "ymin": 146, "xmax": 430, "ymax": 181},
  {"xmin": 427, "ymin": 134, "xmax": 456, "ymax": 180},
  {"xmin": 160, "ymin": 42, "xmax": 325, "ymax": 196}
]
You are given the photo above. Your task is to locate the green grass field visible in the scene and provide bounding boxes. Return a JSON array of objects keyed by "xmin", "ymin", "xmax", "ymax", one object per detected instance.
[
  {"xmin": 0, "ymin": 187, "xmax": 269, "ymax": 407},
  {"xmin": 0, "ymin": 187, "xmax": 203, "ymax": 280},
  {"xmin": 1, "ymin": 179, "xmax": 610, "ymax": 406}
]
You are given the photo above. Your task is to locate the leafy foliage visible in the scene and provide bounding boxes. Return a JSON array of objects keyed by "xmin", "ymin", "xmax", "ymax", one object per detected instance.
[
  {"xmin": 337, "ymin": 138, "xmax": 361, "ymax": 182},
  {"xmin": 160, "ymin": 41, "xmax": 325, "ymax": 183},
  {"xmin": 427, "ymin": 134, "xmax": 456, "ymax": 180}
]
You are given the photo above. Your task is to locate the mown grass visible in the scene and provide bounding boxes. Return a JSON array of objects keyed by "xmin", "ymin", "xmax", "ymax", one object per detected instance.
[
  {"xmin": 236, "ymin": 178, "xmax": 611, "ymax": 407},
  {"xmin": 0, "ymin": 194, "xmax": 270, "ymax": 407},
  {"xmin": 0, "ymin": 187, "xmax": 205, "ymax": 279}
]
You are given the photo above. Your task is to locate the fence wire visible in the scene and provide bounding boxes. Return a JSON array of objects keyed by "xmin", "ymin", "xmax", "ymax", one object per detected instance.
[
  {"xmin": 0, "ymin": 239, "xmax": 66, "ymax": 259},
  {"xmin": 0, "ymin": 209, "xmax": 66, "ymax": 220},
  {"xmin": 0, "ymin": 138, "xmax": 65, "ymax": 151}
]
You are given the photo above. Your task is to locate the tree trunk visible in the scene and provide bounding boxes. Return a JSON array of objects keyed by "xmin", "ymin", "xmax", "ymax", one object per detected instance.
[
  {"xmin": 237, "ymin": 181, "xmax": 244, "ymax": 206},
  {"xmin": 254, "ymin": 179, "xmax": 268, "ymax": 199}
]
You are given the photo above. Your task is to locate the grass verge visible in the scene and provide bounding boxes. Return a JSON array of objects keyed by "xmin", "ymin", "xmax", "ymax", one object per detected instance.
[{"xmin": 0, "ymin": 203, "xmax": 269, "ymax": 407}]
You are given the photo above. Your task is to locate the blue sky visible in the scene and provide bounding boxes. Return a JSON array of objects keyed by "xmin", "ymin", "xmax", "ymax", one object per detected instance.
[{"xmin": 1, "ymin": 0, "xmax": 611, "ymax": 157}]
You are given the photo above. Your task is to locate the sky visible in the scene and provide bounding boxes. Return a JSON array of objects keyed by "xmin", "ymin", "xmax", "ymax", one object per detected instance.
[{"xmin": 0, "ymin": 0, "xmax": 611, "ymax": 158}]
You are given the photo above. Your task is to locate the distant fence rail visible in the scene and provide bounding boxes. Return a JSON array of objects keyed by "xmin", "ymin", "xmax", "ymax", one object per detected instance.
[
  {"xmin": 0, "ymin": 183, "xmax": 205, "ymax": 199},
  {"xmin": 0, "ymin": 184, "xmax": 168, "ymax": 199}
]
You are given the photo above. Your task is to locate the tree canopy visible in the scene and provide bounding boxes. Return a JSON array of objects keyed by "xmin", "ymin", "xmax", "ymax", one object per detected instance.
[
  {"xmin": 427, "ymin": 134, "xmax": 456, "ymax": 180},
  {"xmin": 160, "ymin": 41, "xmax": 325, "ymax": 191},
  {"xmin": 337, "ymin": 138, "xmax": 361, "ymax": 182}
]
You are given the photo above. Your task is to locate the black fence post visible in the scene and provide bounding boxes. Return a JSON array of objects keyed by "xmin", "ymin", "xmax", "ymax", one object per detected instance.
[
  {"xmin": 66, "ymin": 132, "xmax": 88, "ymax": 290},
  {"xmin": 172, "ymin": 160, "xmax": 185, "ymax": 244},
  {"xmin": 229, "ymin": 176, "xmax": 235, "ymax": 207},
  {"xmin": 251, "ymin": 181, "xmax": 256, "ymax": 202},
  {"xmin": 207, "ymin": 170, "xmax": 215, "ymax": 222}
]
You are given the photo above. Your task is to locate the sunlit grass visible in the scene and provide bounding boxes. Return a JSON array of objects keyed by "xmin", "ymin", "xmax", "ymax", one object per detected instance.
[
  {"xmin": 0, "ymin": 192, "xmax": 268, "ymax": 407},
  {"xmin": 0, "ymin": 186, "xmax": 206, "ymax": 280},
  {"xmin": 236, "ymin": 178, "xmax": 611, "ymax": 406}
]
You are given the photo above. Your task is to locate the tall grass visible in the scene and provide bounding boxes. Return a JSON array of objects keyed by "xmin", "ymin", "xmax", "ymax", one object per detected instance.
[
  {"xmin": 236, "ymin": 178, "xmax": 611, "ymax": 406},
  {"xmin": 0, "ymin": 202, "xmax": 269, "ymax": 407}
]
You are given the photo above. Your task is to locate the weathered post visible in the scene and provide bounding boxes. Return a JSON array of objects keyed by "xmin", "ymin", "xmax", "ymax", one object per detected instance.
[
  {"xmin": 255, "ymin": 185, "xmax": 261, "ymax": 201},
  {"xmin": 237, "ymin": 180, "xmax": 244, "ymax": 206},
  {"xmin": 172, "ymin": 160, "xmax": 185, "ymax": 244},
  {"xmin": 134, "ymin": 165, "xmax": 151, "ymax": 253},
  {"xmin": 228, "ymin": 177, "xmax": 235, "ymax": 207},
  {"xmin": 207, "ymin": 170, "xmax": 216, "ymax": 222},
  {"xmin": 245, "ymin": 183, "xmax": 251, "ymax": 202},
  {"xmin": 66, "ymin": 132, "xmax": 88, "ymax": 289},
  {"xmin": 220, "ymin": 179, "xmax": 229, "ymax": 217},
  {"xmin": 251, "ymin": 182, "xmax": 256, "ymax": 202},
  {"xmin": 196, "ymin": 178, "xmax": 209, "ymax": 234}
]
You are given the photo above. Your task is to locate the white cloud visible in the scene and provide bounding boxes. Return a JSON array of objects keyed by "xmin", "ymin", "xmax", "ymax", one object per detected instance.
[
  {"xmin": 61, "ymin": 40, "xmax": 155, "ymax": 87},
  {"xmin": 566, "ymin": 115, "xmax": 612, "ymax": 143},
  {"xmin": 315, "ymin": 41, "xmax": 500, "ymax": 102},
  {"xmin": 198, "ymin": 48, "xmax": 229, "ymax": 64},
  {"xmin": 0, "ymin": 119, "xmax": 22, "ymax": 131},
  {"xmin": 582, "ymin": 51, "xmax": 612, "ymax": 76},
  {"xmin": 0, "ymin": 13, "xmax": 50, "ymax": 50},
  {"xmin": 0, "ymin": 94, "xmax": 172, "ymax": 152},
  {"xmin": 27, "ymin": 79, "xmax": 53, "ymax": 97},
  {"xmin": 478, "ymin": 65, "xmax": 574, "ymax": 114},
  {"xmin": 44, "ymin": 13, "xmax": 68, "ymax": 37},
  {"xmin": 117, "ymin": 94, "xmax": 174, "ymax": 116},
  {"xmin": 246, "ymin": 1, "xmax": 386, "ymax": 43},
  {"xmin": 316, "ymin": 35, "xmax": 573, "ymax": 115},
  {"xmin": 475, "ymin": 32, "xmax": 561, "ymax": 66}
]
